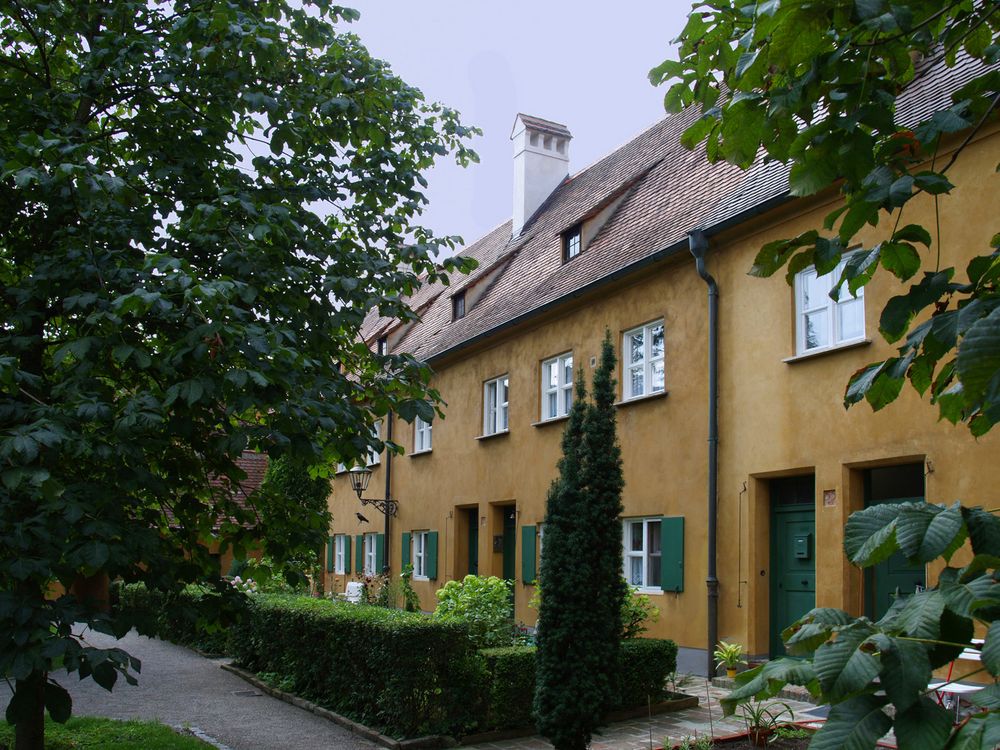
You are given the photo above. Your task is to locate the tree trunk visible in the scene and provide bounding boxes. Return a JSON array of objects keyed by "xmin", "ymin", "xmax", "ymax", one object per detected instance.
[{"xmin": 14, "ymin": 670, "xmax": 45, "ymax": 750}]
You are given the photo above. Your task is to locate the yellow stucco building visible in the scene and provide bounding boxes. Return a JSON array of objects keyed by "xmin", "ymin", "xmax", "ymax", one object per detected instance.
[{"xmin": 323, "ymin": 55, "xmax": 999, "ymax": 674}]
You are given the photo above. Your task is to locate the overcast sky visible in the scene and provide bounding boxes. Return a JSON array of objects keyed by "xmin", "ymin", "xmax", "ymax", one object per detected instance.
[{"xmin": 343, "ymin": 2, "xmax": 690, "ymax": 250}]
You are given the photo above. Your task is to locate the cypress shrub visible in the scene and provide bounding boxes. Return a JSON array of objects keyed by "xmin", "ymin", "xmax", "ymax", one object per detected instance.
[{"xmin": 534, "ymin": 332, "xmax": 627, "ymax": 750}]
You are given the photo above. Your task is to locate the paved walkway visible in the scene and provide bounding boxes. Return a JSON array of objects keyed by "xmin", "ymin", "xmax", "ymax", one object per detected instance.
[
  {"xmin": 2, "ymin": 631, "xmax": 835, "ymax": 750},
  {"xmin": 0, "ymin": 629, "xmax": 378, "ymax": 750},
  {"xmin": 458, "ymin": 681, "xmax": 825, "ymax": 750}
]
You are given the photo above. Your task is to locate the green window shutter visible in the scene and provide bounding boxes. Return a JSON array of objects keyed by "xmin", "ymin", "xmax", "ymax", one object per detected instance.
[
  {"xmin": 355, "ymin": 534, "xmax": 364, "ymax": 573},
  {"xmin": 426, "ymin": 531, "xmax": 439, "ymax": 580},
  {"xmin": 401, "ymin": 532, "xmax": 411, "ymax": 568},
  {"xmin": 327, "ymin": 537, "xmax": 335, "ymax": 573},
  {"xmin": 521, "ymin": 525, "xmax": 537, "ymax": 584},
  {"xmin": 376, "ymin": 533, "xmax": 385, "ymax": 572},
  {"xmin": 344, "ymin": 535, "xmax": 352, "ymax": 574},
  {"xmin": 661, "ymin": 516, "xmax": 684, "ymax": 592}
]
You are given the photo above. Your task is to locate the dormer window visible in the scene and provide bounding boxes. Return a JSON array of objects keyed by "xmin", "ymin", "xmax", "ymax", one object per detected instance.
[
  {"xmin": 453, "ymin": 292, "xmax": 466, "ymax": 321},
  {"xmin": 562, "ymin": 225, "xmax": 582, "ymax": 263}
]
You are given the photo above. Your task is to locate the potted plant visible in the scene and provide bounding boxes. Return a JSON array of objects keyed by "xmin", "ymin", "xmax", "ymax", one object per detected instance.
[
  {"xmin": 713, "ymin": 640, "xmax": 747, "ymax": 678},
  {"xmin": 739, "ymin": 699, "xmax": 794, "ymax": 747}
]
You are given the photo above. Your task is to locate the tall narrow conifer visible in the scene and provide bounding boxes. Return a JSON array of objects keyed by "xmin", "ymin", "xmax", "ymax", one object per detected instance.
[{"xmin": 534, "ymin": 331, "xmax": 626, "ymax": 750}]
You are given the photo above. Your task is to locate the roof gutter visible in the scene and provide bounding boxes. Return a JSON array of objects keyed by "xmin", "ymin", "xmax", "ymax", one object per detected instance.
[{"xmin": 688, "ymin": 229, "xmax": 719, "ymax": 678}]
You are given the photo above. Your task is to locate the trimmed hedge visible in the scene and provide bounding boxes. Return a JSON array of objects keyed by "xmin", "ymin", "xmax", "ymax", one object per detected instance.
[
  {"xmin": 477, "ymin": 638, "xmax": 677, "ymax": 731},
  {"xmin": 117, "ymin": 587, "xmax": 678, "ymax": 739},
  {"xmin": 230, "ymin": 594, "xmax": 482, "ymax": 738},
  {"xmin": 115, "ymin": 582, "xmax": 236, "ymax": 655}
]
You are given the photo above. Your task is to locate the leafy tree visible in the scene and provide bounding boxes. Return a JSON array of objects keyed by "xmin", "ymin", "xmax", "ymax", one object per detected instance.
[
  {"xmin": 254, "ymin": 454, "xmax": 332, "ymax": 584},
  {"xmin": 534, "ymin": 333, "xmax": 626, "ymax": 750},
  {"xmin": 723, "ymin": 499, "xmax": 1000, "ymax": 749},
  {"xmin": 0, "ymin": 1, "xmax": 477, "ymax": 747},
  {"xmin": 651, "ymin": 1, "xmax": 1000, "ymax": 434}
]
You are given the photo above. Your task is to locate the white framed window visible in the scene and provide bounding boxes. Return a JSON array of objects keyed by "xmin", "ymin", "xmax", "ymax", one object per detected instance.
[
  {"xmin": 538, "ymin": 523, "xmax": 545, "ymax": 562},
  {"xmin": 334, "ymin": 535, "xmax": 346, "ymax": 574},
  {"xmin": 623, "ymin": 518, "xmax": 662, "ymax": 591},
  {"xmin": 412, "ymin": 531, "xmax": 429, "ymax": 579},
  {"xmin": 794, "ymin": 257, "xmax": 865, "ymax": 355},
  {"xmin": 414, "ymin": 415, "xmax": 432, "ymax": 453},
  {"xmin": 483, "ymin": 375, "xmax": 509, "ymax": 435},
  {"xmin": 541, "ymin": 353, "xmax": 573, "ymax": 421},
  {"xmin": 363, "ymin": 533, "xmax": 377, "ymax": 576},
  {"xmin": 623, "ymin": 320, "xmax": 665, "ymax": 400},
  {"xmin": 367, "ymin": 419, "xmax": 382, "ymax": 466}
]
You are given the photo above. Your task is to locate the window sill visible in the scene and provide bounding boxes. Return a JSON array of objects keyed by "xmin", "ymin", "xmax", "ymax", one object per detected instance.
[
  {"xmin": 475, "ymin": 430, "xmax": 510, "ymax": 441},
  {"xmin": 532, "ymin": 415, "xmax": 570, "ymax": 428},
  {"xmin": 409, "ymin": 449, "xmax": 433, "ymax": 458},
  {"xmin": 634, "ymin": 587, "xmax": 665, "ymax": 596},
  {"xmin": 614, "ymin": 390, "xmax": 668, "ymax": 408},
  {"xmin": 783, "ymin": 338, "xmax": 871, "ymax": 364},
  {"xmin": 413, "ymin": 575, "xmax": 429, "ymax": 582}
]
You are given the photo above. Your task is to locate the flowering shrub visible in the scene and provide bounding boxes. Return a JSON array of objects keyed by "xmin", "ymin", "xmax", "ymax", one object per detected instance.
[
  {"xmin": 433, "ymin": 575, "xmax": 513, "ymax": 649},
  {"xmin": 230, "ymin": 576, "xmax": 258, "ymax": 595}
]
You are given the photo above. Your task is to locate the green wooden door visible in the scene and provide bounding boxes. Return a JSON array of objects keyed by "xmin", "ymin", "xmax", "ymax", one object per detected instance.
[
  {"xmin": 770, "ymin": 477, "xmax": 816, "ymax": 657},
  {"xmin": 467, "ymin": 508, "xmax": 479, "ymax": 576},
  {"xmin": 502, "ymin": 507, "xmax": 516, "ymax": 581}
]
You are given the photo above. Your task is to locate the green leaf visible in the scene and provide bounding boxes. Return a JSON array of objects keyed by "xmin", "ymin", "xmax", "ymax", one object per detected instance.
[
  {"xmin": 893, "ymin": 696, "xmax": 953, "ymax": 750},
  {"xmin": 963, "ymin": 507, "xmax": 1000, "ymax": 558},
  {"xmin": 92, "ymin": 660, "xmax": 117, "ymax": 691},
  {"xmin": 721, "ymin": 658, "xmax": 819, "ymax": 715},
  {"xmin": 844, "ymin": 502, "xmax": 901, "ymax": 565},
  {"xmin": 895, "ymin": 590, "xmax": 945, "ymax": 640},
  {"xmin": 967, "ymin": 683, "xmax": 1000, "ymax": 709},
  {"xmin": 813, "ymin": 621, "xmax": 880, "ymax": 701},
  {"xmin": 956, "ymin": 306, "xmax": 1000, "ymax": 404},
  {"xmin": 874, "ymin": 635, "xmax": 930, "ymax": 713},
  {"xmin": 807, "ymin": 695, "xmax": 892, "ymax": 750},
  {"xmin": 982, "ymin": 621, "xmax": 1000, "ymax": 676},
  {"xmin": 44, "ymin": 681, "xmax": 72, "ymax": 723},
  {"xmin": 947, "ymin": 711, "xmax": 1000, "ymax": 750},
  {"xmin": 880, "ymin": 242, "xmax": 921, "ymax": 281},
  {"xmin": 892, "ymin": 224, "xmax": 932, "ymax": 247}
]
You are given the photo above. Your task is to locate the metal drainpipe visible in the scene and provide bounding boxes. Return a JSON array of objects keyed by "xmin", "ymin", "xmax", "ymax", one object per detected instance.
[
  {"xmin": 689, "ymin": 230, "xmax": 719, "ymax": 678},
  {"xmin": 384, "ymin": 413, "xmax": 393, "ymax": 574}
]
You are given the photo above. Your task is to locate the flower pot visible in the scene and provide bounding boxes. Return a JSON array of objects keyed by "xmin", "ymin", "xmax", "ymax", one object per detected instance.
[{"xmin": 726, "ymin": 667, "xmax": 737, "ymax": 678}]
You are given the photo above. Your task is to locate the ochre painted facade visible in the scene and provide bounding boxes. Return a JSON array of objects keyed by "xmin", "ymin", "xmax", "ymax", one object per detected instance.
[{"xmin": 325, "ymin": 124, "xmax": 1000, "ymax": 671}]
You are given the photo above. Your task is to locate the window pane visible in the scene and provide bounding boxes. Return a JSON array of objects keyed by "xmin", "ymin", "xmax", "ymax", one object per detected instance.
[
  {"xmin": 563, "ymin": 386, "xmax": 573, "ymax": 414},
  {"xmin": 837, "ymin": 298, "xmax": 864, "ymax": 342},
  {"xmin": 630, "ymin": 366, "xmax": 644, "ymax": 397},
  {"xmin": 547, "ymin": 392, "xmax": 557, "ymax": 419},
  {"xmin": 545, "ymin": 361, "xmax": 557, "ymax": 389},
  {"xmin": 629, "ymin": 556, "xmax": 643, "ymax": 586},
  {"xmin": 802, "ymin": 270, "xmax": 826, "ymax": 310},
  {"xmin": 629, "ymin": 523, "xmax": 643, "ymax": 552},
  {"xmin": 563, "ymin": 356, "xmax": 573, "ymax": 385},
  {"xmin": 628, "ymin": 331, "xmax": 644, "ymax": 364},
  {"xmin": 500, "ymin": 403, "xmax": 508, "ymax": 431},
  {"xmin": 650, "ymin": 323, "xmax": 664, "ymax": 358},
  {"xmin": 647, "ymin": 554, "xmax": 662, "ymax": 587},
  {"xmin": 650, "ymin": 359, "xmax": 665, "ymax": 393},
  {"xmin": 648, "ymin": 521, "xmax": 661, "ymax": 554},
  {"xmin": 501, "ymin": 377, "xmax": 508, "ymax": 404},
  {"xmin": 804, "ymin": 309, "xmax": 829, "ymax": 350}
]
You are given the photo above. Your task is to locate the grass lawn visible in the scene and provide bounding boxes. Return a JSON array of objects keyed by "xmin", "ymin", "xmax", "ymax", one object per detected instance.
[{"xmin": 0, "ymin": 716, "xmax": 211, "ymax": 749}]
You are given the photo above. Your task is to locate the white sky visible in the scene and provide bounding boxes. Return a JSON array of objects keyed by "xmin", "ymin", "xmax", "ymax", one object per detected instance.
[{"xmin": 344, "ymin": 2, "xmax": 690, "ymax": 250}]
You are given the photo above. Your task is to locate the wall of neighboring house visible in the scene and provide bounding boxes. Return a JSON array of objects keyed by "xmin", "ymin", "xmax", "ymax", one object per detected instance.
[{"xmin": 324, "ymin": 124, "xmax": 1000, "ymax": 670}]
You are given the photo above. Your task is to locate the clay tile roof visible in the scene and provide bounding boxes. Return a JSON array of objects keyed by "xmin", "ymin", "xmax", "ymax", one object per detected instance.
[
  {"xmin": 362, "ymin": 53, "xmax": 993, "ymax": 364},
  {"xmin": 515, "ymin": 113, "xmax": 572, "ymax": 139}
]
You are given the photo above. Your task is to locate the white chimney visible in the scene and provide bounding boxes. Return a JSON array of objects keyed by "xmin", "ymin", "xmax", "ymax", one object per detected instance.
[{"xmin": 511, "ymin": 114, "xmax": 571, "ymax": 237}]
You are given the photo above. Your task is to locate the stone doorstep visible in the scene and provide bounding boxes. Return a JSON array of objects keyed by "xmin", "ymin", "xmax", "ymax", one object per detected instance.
[{"xmin": 220, "ymin": 662, "xmax": 456, "ymax": 750}]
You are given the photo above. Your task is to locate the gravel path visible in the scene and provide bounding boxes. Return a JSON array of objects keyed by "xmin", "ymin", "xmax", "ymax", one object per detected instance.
[{"xmin": 1, "ymin": 629, "xmax": 378, "ymax": 750}]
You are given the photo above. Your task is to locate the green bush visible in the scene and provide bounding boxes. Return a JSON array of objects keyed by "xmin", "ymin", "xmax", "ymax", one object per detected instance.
[
  {"xmin": 433, "ymin": 575, "xmax": 513, "ymax": 649},
  {"xmin": 230, "ymin": 594, "xmax": 482, "ymax": 738},
  {"xmin": 614, "ymin": 638, "xmax": 678, "ymax": 709},
  {"xmin": 475, "ymin": 639, "xmax": 677, "ymax": 732},
  {"xmin": 115, "ymin": 582, "xmax": 238, "ymax": 655},
  {"xmin": 480, "ymin": 647, "xmax": 538, "ymax": 730}
]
